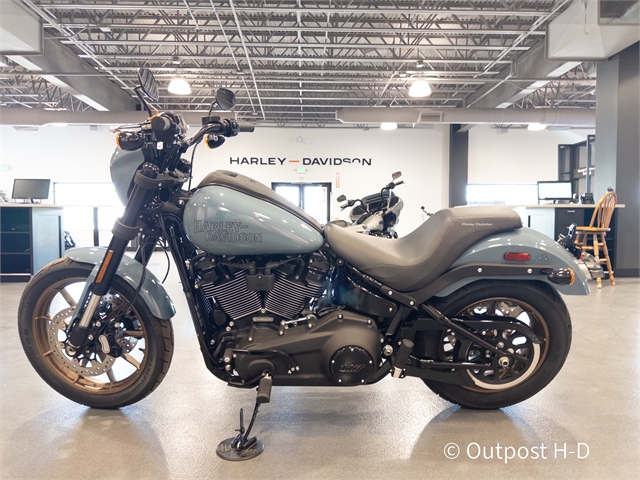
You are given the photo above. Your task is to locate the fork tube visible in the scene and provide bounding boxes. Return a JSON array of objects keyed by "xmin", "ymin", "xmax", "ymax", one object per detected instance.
[{"xmin": 67, "ymin": 163, "xmax": 158, "ymax": 350}]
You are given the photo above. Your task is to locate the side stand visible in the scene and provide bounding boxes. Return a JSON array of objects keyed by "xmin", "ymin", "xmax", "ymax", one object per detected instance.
[{"xmin": 216, "ymin": 374, "xmax": 272, "ymax": 461}]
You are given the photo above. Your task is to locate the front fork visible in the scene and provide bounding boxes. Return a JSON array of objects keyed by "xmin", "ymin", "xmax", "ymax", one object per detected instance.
[{"xmin": 65, "ymin": 162, "xmax": 160, "ymax": 354}]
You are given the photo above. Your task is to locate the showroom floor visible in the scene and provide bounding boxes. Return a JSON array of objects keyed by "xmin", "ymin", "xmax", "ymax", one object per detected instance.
[{"xmin": 1, "ymin": 255, "xmax": 638, "ymax": 480}]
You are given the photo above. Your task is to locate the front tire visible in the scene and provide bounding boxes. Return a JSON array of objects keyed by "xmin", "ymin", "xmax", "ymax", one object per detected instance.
[
  {"xmin": 18, "ymin": 257, "xmax": 174, "ymax": 408},
  {"xmin": 423, "ymin": 281, "xmax": 571, "ymax": 409}
]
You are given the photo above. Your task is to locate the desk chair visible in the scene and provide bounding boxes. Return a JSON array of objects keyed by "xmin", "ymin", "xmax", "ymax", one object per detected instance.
[{"xmin": 575, "ymin": 191, "xmax": 617, "ymax": 288}]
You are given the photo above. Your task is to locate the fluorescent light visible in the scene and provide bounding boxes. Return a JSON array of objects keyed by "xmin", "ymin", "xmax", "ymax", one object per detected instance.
[
  {"xmin": 527, "ymin": 123, "xmax": 547, "ymax": 131},
  {"xmin": 409, "ymin": 80, "xmax": 432, "ymax": 98},
  {"xmin": 168, "ymin": 78, "xmax": 191, "ymax": 95},
  {"xmin": 380, "ymin": 122, "xmax": 398, "ymax": 130}
]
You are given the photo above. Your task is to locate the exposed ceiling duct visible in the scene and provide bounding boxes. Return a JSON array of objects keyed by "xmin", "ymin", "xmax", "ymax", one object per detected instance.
[
  {"xmin": 0, "ymin": 106, "xmax": 594, "ymax": 128},
  {"xmin": 546, "ymin": 0, "xmax": 640, "ymax": 60},
  {"xmin": 336, "ymin": 107, "xmax": 596, "ymax": 127},
  {"xmin": 0, "ymin": 0, "xmax": 42, "ymax": 55},
  {"xmin": 0, "ymin": 107, "xmax": 234, "ymax": 126}
]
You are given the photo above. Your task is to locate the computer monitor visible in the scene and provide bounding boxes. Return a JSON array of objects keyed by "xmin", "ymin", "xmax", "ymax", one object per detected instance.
[
  {"xmin": 537, "ymin": 181, "xmax": 573, "ymax": 202},
  {"xmin": 11, "ymin": 179, "xmax": 51, "ymax": 202}
]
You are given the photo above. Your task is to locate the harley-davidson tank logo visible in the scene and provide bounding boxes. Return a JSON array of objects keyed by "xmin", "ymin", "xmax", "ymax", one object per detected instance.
[
  {"xmin": 339, "ymin": 364, "xmax": 366, "ymax": 373},
  {"xmin": 193, "ymin": 221, "xmax": 262, "ymax": 243}
]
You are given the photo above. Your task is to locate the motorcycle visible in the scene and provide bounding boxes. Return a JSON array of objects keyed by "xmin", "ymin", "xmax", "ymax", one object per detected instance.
[
  {"xmin": 558, "ymin": 223, "xmax": 605, "ymax": 280},
  {"xmin": 18, "ymin": 69, "xmax": 590, "ymax": 460},
  {"xmin": 336, "ymin": 172, "xmax": 404, "ymax": 238}
]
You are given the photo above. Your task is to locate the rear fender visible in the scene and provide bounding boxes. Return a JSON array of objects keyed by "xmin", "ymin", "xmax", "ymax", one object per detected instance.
[
  {"xmin": 65, "ymin": 247, "xmax": 176, "ymax": 319},
  {"xmin": 434, "ymin": 227, "xmax": 590, "ymax": 297}
]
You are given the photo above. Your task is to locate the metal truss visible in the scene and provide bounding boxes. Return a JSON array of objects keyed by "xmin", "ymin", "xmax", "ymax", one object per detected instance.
[
  {"xmin": 511, "ymin": 63, "xmax": 597, "ymax": 110},
  {"xmin": 0, "ymin": 0, "xmax": 595, "ymax": 127}
]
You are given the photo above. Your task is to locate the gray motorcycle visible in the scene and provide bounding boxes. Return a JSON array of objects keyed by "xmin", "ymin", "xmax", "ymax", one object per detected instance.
[{"xmin": 18, "ymin": 69, "xmax": 590, "ymax": 460}]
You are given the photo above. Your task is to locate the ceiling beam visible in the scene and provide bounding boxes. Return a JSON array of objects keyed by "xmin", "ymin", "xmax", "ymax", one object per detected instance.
[
  {"xmin": 7, "ymin": 38, "xmax": 137, "ymax": 111},
  {"xmin": 33, "ymin": 3, "xmax": 553, "ymax": 17},
  {"xmin": 462, "ymin": 42, "xmax": 580, "ymax": 110}
]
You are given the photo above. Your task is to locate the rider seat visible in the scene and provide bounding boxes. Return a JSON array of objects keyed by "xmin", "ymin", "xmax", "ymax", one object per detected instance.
[{"xmin": 324, "ymin": 206, "xmax": 522, "ymax": 292}]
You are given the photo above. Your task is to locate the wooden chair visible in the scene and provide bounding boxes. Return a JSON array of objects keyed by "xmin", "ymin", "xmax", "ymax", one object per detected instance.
[{"xmin": 575, "ymin": 190, "xmax": 617, "ymax": 288}]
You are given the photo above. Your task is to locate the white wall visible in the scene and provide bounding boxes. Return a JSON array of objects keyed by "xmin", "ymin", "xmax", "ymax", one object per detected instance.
[
  {"xmin": 468, "ymin": 125, "xmax": 595, "ymax": 184},
  {"xmin": 0, "ymin": 125, "xmax": 449, "ymax": 236},
  {"xmin": 0, "ymin": 125, "xmax": 116, "ymax": 187},
  {"xmin": 191, "ymin": 126, "xmax": 449, "ymax": 235},
  {"xmin": 0, "ymin": 123, "xmax": 598, "ymax": 235}
]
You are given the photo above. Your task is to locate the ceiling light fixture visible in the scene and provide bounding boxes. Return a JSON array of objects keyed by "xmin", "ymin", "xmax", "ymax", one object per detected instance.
[
  {"xmin": 168, "ymin": 78, "xmax": 191, "ymax": 95},
  {"xmin": 380, "ymin": 122, "xmax": 398, "ymax": 130},
  {"xmin": 527, "ymin": 122, "xmax": 547, "ymax": 131},
  {"xmin": 409, "ymin": 80, "xmax": 432, "ymax": 98}
]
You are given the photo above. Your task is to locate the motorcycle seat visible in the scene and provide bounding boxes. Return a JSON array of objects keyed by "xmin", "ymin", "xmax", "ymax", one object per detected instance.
[{"xmin": 324, "ymin": 206, "xmax": 522, "ymax": 292}]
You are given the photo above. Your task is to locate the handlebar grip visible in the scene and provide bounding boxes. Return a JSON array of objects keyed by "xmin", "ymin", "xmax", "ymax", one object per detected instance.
[
  {"xmin": 238, "ymin": 123, "xmax": 255, "ymax": 133},
  {"xmin": 395, "ymin": 180, "xmax": 404, "ymax": 186},
  {"xmin": 151, "ymin": 115, "xmax": 171, "ymax": 132}
]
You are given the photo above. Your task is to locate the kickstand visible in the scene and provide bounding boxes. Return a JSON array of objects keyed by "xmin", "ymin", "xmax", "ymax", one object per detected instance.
[{"xmin": 216, "ymin": 373, "xmax": 272, "ymax": 461}]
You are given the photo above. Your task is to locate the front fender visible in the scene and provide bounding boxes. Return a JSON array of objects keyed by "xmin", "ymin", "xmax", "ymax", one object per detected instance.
[
  {"xmin": 66, "ymin": 247, "xmax": 176, "ymax": 319},
  {"xmin": 435, "ymin": 227, "xmax": 590, "ymax": 297}
]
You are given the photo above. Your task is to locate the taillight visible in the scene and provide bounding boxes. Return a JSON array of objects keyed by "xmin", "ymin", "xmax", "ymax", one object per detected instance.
[{"xmin": 504, "ymin": 252, "xmax": 531, "ymax": 262}]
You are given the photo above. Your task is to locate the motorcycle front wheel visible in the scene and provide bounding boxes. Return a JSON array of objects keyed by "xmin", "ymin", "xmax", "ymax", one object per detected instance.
[
  {"xmin": 18, "ymin": 257, "xmax": 174, "ymax": 409},
  {"xmin": 424, "ymin": 280, "xmax": 571, "ymax": 409}
]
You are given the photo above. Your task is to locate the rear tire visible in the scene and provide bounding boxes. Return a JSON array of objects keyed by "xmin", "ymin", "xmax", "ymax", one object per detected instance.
[
  {"xmin": 423, "ymin": 281, "xmax": 571, "ymax": 409},
  {"xmin": 18, "ymin": 257, "xmax": 174, "ymax": 408}
]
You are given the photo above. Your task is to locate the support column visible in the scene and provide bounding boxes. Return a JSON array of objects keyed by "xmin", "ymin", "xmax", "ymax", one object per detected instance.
[
  {"xmin": 449, "ymin": 124, "xmax": 468, "ymax": 207},
  {"xmin": 595, "ymin": 42, "xmax": 640, "ymax": 277}
]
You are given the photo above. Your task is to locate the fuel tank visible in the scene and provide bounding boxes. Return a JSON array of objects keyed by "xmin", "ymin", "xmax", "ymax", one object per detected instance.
[{"xmin": 183, "ymin": 182, "xmax": 324, "ymax": 255}]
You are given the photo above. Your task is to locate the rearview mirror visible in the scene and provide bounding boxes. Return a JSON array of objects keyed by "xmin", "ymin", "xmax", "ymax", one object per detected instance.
[
  {"xmin": 216, "ymin": 88, "xmax": 236, "ymax": 111},
  {"xmin": 337, "ymin": 195, "xmax": 347, "ymax": 202},
  {"xmin": 137, "ymin": 68, "xmax": 159, "ymax": 101},
  {"xmin": 392, "ymin": 171, "xmax": 402, "ymax": 180}
]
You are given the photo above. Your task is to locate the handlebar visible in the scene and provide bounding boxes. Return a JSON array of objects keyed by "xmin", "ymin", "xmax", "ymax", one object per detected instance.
[{"xmin": 111, "ymin": 115, "xmax": 254, "ymax": 147}]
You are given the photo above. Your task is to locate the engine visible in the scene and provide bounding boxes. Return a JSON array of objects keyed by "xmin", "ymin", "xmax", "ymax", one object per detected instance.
[
  {"xmin": 193, "ymin": 253, "xmax": 382, "ymax": 386},
  {"xmin": 194, "ymin": 252, "xmax": 329, "ymax": 323}
]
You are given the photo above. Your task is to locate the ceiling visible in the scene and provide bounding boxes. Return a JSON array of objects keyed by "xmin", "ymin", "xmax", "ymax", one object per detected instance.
[{"xmin": 0, "ymin": 0, "xmax": 598, "ymax": 127}]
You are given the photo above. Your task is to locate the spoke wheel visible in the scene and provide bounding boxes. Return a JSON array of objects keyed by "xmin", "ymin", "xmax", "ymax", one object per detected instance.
[
  {"xmin": 423, "ymin": 281, "xmax": 571, "ymax": 409},
  {"xmin": 19, "ymin": 257, "xmax": 174, "ymax": 408}
]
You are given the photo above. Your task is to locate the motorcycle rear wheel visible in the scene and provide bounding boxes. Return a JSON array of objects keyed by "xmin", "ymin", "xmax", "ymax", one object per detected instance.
[
  {"xmin": 18, "ymin": 257, "xmax": 174, "ymax": 409},
  {"xmin": 424, "ymin": 281, "xmax": 571, "ymax": 409}
]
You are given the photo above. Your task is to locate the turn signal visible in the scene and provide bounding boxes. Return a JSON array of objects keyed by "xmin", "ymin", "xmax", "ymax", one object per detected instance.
[
  {"xmin": 546, "ymin": 268, "xmax": 575, "ymax": 286},
  {"xmin": 504, "ymin": 252, "xmax": 531, "ymax": 262},
  {"xmin": 204, "ymin": 133, "xmax": 226, "ymax": 149}
]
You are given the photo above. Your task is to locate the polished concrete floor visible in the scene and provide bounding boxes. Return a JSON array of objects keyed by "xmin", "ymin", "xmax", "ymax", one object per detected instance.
[{"xmin": 1, "ymin": 256, "xmax": 638, "ymax": 479}]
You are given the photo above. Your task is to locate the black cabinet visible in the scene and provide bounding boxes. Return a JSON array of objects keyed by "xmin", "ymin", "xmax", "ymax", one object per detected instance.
[
  {"xmin": 554, "ymin": 208, "xmax": 587, "ymax": 238},
  {"xmin": 0, "ymin": 206, "xmax": 65, "ymax": 282}
]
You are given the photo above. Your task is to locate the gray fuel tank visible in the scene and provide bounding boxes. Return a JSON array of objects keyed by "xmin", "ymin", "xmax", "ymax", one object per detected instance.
[{"xmin": 184, "ymin": 185, "xmax": 324, "ymax": 255}]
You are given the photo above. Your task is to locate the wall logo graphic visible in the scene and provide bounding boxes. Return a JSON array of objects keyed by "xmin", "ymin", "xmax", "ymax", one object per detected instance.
[{"xmin": 230, "ymin": 157, "xmax": 372, "ymax": 166}]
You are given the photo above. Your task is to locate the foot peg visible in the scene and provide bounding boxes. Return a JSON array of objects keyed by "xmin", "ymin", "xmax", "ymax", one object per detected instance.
[
  {"xmin": 256, "ymin": 373, "xmax": 272, "ymax": 404},
  {"xmin": 216, "ymin": 374, "xmax": 271, "ymax": 461}
]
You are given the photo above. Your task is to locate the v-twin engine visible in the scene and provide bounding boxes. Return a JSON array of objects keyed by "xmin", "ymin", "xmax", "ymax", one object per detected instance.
[
  {"xmin": 195, "ymin": 253, "xmax": 329, "ymax": 322},
  {"xmin": 193, "ymin": 253, "xmax": 382, "ymax": 386}
]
